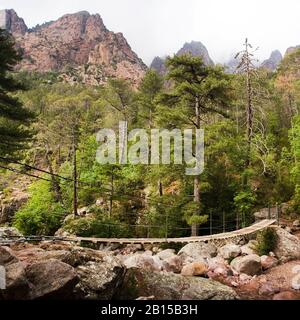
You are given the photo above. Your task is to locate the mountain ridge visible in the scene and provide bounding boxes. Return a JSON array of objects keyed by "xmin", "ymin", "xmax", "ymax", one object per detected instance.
[{"xmin": 0, "ymin": 9, "xmax": 147, "ymax": 87}]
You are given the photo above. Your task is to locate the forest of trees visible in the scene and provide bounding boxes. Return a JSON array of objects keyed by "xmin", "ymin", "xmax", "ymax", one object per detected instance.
[{"xmin": 1, "ymin": 29, "xmax": 300, "ymax": 239}]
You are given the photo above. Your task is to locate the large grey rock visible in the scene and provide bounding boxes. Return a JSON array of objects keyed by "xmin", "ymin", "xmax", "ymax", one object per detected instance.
[
  {"xmin": 218, "ymin": 244, "xmax": 241, "ymax": 259},
  {"xmin": 241, "ymin": 240, "xmax": 257, "ymax": 255},
  {"xmin": 117, "ymin": 268, "xmax": 238, "ymax": 300},
  {"xmin": 123, "ymin": 253, "xmax": 162, "ymax": 272},
  {"xmin": 274, "ymin": 227, "xmax": 300, "ymax": 261},
  {"xmin": 25, "ymin": 259, "xmax": 78, "ymax": 299},
  {"xmin": 157, "ymin": 249, "xmax": 176, "ymax": 260},
  {"xmin": 178, "ymin": 242, "xmax": 217, "ymax": 263},
  {"xmin": 75, "ymin": 256, "xmax": 125, "ymax": 299},
  {"xmin": 230, "ymin": 254, "xmax": 261, "ymax": 276}
]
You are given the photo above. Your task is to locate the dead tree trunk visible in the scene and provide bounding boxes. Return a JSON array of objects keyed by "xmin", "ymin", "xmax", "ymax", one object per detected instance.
[
  {"xmin": 192, "ymin": 97, "xmax": 201, "ymax": 236},
  {"xmin": 245, "ymin": 38, "xmax": 254, "ymax": 170}
]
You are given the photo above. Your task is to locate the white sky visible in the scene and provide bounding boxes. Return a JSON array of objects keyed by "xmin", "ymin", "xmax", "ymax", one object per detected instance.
[{"xmin": 0, "ymin": 0, "xmax": 300, "ymax": 65}]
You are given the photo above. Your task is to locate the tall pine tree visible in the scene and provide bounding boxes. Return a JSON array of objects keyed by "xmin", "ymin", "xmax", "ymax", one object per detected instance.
[
  {"xmin": 0, "ymin": 29, "xmax": 33, "ymax": 157},
  {"xmin": 159, "ymin": 54, "xmax": 233, "ymax": 235}
]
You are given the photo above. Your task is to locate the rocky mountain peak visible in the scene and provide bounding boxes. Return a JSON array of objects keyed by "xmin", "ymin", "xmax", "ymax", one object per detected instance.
[
  {"xmin": 261, "ymin": 50, "xmax": 282, "ymax": 71},
  {"xmin": 150, "ymin": 40, "xmax": 214, "ymax": 75},
  {"xmin": 150, "ymin": 56, "xmax": 167, "ymax": 75},
  {"xmin": 0, "ymin": 9, "xmax": 28, "ymax": 36},
  {"xmin": 1, "ymin": 9, "xmax": 147, "ymax": 87},
  {"xmin": 176, "ymin": 41, "xmax": 214, "ymax": 65}
]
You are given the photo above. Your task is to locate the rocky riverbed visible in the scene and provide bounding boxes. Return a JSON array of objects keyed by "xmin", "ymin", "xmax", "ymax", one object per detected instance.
[{"xmin": 1, "ymin": 225, "xmax": 300, "ymax": 300}]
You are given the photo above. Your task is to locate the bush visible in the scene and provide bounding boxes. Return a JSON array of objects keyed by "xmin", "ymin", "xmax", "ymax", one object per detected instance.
[
  {"xmin": 63, "ymin": 212, "xmax": 131, "ymax": 238},
  {"xmin": 13, "ymin": 180, "xmax": 65, "ymax": 235},
  {"xmin": 255, "ymin": 227, "xmax": 278, "ymax": 256}
]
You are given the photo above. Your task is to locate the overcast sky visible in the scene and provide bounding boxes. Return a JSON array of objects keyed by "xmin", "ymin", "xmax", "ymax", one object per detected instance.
[{"xmin": 0, "ymin": 0, "xmax": 300, "ymax": 65}]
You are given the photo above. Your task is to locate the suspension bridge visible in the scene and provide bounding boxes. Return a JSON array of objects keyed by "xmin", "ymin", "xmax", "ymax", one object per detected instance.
[{"xmin": 0, "ymin": 219, "xmax": 277, "ymax": 247}]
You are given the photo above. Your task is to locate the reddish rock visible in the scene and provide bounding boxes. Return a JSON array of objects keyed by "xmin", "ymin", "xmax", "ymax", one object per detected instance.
[
  {"xmin": 260, "ymin": 255, "xmax": 278, "ymax": 270},
  {"xmin": 4, "ymin": 10, "xmax": 146, "ymax": 87},
  {"xmin": 181, "ymin": 262, "xmax": 208, "ymax": 277}
]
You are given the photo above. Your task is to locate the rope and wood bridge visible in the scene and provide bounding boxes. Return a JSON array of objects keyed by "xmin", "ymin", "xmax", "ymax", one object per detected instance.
[{"xmin": 0, "ymin": 219, "xmax": 277, "ymax": 247}]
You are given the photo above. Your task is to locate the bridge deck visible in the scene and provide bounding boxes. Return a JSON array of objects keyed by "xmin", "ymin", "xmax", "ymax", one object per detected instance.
[{"xmin": 66, "ymin": 219, "xmax": 277, "ymax": 244}]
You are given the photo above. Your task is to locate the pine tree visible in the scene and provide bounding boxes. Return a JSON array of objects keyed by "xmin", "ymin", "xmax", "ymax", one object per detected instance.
[
  {"xmin": 159, "ymin": 54, "xmax": 233, "ymax": 235},
  {"xmin": 0, "ymin": 29, "xmax": 33, "ymax": 157}
]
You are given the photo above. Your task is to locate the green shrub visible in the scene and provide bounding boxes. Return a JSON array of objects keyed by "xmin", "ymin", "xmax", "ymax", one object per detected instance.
[
  {"xmin": 63, "ymin": 212, "xmax": 131, "ymax": 238},
  {"xmin": 255, "ymin": 227, "xmax": 278, "ymax": 256},
  {"xmin": 13, "ymin": 180, "xmax": 65, "ymax": 235}
]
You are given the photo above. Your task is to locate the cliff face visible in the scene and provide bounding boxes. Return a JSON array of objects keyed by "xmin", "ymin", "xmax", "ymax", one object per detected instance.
[
  {"xmin": 0, "ymin": 9, "xmax": 28, "ymax": 36},
  {"xmin": 261, "ymin": 50, "xmax": 282, "ymax": 71},
  {"xmin": 1, "ymin": 10, "xmax": 147, "ymax": 86}
]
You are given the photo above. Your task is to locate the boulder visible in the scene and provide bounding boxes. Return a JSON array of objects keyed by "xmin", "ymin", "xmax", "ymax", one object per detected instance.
[
  {"xmin": 117, "ymin": 268, "xmax": 238, "ymax": 300},
  {"xmin": 157, "ymin": 249, "xmax": 176, "ymax": 260},
  {"xmin": 274, "ymin": 227, "xmax": 300, "ymax": 261},
  {"xmin": 260, "ymin": 255, "xmax": 278, "ymax": 270},
  {"xmin": 0, "ymin": 246, "xmax": 19, "ymax": 266},
  {"xmin": 25, "ymin": 259, "xmax": 78, "ymax": 299},
  {"xmin": 181, "ymin": 262, "xmax": 208, "ymax": 277},
  {"xmin": 207, "ymin": 256, "xmax": 229, "ymax": 276},
  {"xmin": 178, "ymin": 242, "xmax": 217, "ymax": 263},
  {"xmin": 1, "ymin": 262, "xmax": 30, "ymax": 300},
  {"xmin": 230, "ymin": 254, "xmax": 261, "ymax": 276},
  {"xmin": 75, "ymin": 257, "xmax": 126, "ymax": 299},
  {"xmin": 241, "ymin": 240, "xmax": 257, "ymax": 255},
  {"xmin": 162, "ymin": 255, "xmax": 183, "ymax": 273},
  {"xmin": 62, "ymin": 246, "xmax": 115, "ymax": 267},
  {"xmin": 218, "ymin": 244, "xmax": 241, "ymax": 259},
  {"xmin": 123, "ymin": 253, "xmax": 162, "ymax": 271},
  {"xmin": 0, "ymin": 227, "xmax": 22, "ymax": 238}
]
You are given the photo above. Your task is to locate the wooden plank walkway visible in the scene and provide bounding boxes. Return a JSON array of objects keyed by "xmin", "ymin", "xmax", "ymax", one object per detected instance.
[{"xmin": 66, "ymin": 219, "xmax": 277, "ymax": 245}]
